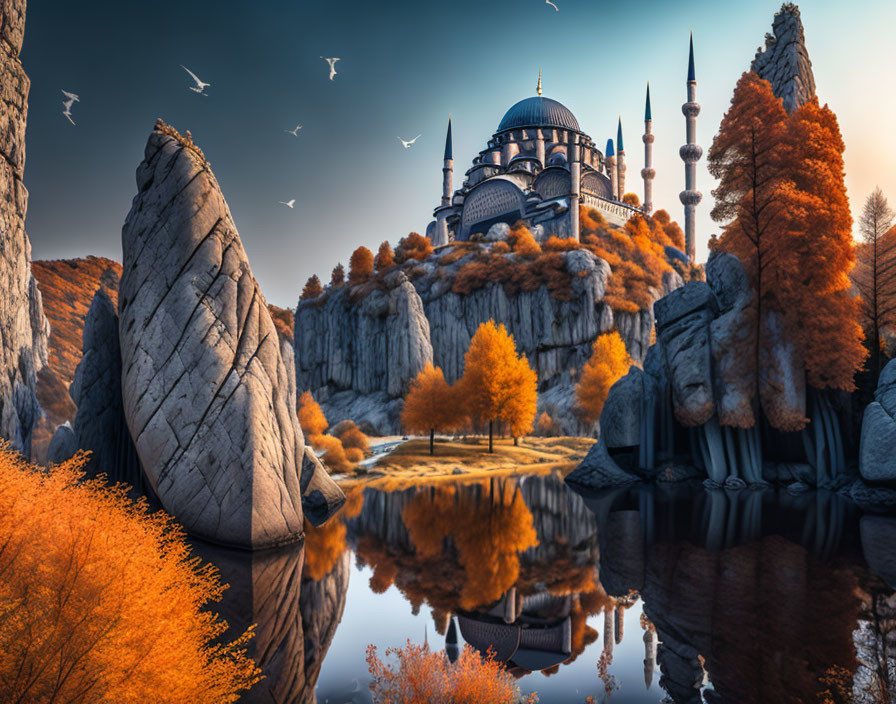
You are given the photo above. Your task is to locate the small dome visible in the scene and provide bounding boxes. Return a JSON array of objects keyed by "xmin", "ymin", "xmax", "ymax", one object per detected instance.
[{"xmin": 498, "ymin": 96, "xmax": 580, "ymax": 133}]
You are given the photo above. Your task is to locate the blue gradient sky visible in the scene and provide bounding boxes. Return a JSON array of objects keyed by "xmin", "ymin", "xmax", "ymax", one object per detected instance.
[{"xmin": 20, "ymin": 0, "xmax": 896, "ymax": 306}]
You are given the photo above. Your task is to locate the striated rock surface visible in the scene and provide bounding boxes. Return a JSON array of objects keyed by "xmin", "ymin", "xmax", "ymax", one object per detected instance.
[
  {"xmin": 860, "ymin": 359, "xmax": 896, "ymax": 484},
  {"xmin": 751, "ymin": 3, "xmax": 816, "ymax": 113},
  {"xmin": 0, "ymin": 0, "xmax": 50, "ymax": 457},
  {"xmin": 119, "ymin": 122, "xmax": 341, "ymax": 548}
]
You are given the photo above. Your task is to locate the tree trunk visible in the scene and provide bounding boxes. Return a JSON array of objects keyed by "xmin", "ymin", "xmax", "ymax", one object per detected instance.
[
  {"xmin": 429, "ymin": 428, "xmax": 435, "ymax": 456},
  {"xmin": 513, "ymin": 436, "xmax": 518, "ymax": 447},
  {"xmin": 489, "ymin": 421, "xmax": 493, "ymax": 453}
]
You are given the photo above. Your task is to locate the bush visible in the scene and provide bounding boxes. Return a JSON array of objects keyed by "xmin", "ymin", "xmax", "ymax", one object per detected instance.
[
  {"xmin": 330, "ymin": 263, "xmax": 345, "ymax": 287},
  {"xmin": 395, "ymin": 233, "xmax": 433, "ymax": 264},
  {"xmin": 507, "ymin": 224, "xmax": 541, "ymax": 258},
  {"xmin": 345, "ymin": 447, "xmax": 365, "ymax": 463},
  {"xmin": 349, "ymin": 246, "xmax": 375, "ymax": 285},
  {"xmin": 298, "ymin": 391, "xmax": 329, "ymax": 437},
  {"xmin": 301, "ymin": 274, "xmax": 323, "ymax": 300},
  {"xmin": 337, "ymin": 421, "xmax": 370, "ymax": 452},
  {"xmin": 366, "ymin": 641, "xmax": 537, "ymax": 704},
  {"xmin": 375, "ymin": 241, "xmax": 395, "ymax": 272},
  {"xmin": 490, "ymin": 241, "xmax": 511, "ymax": 255},
  {"xmin": 309, "ymin": 433, "xmax": 350, "ymax": 472},
  {"xmin": 622, "ymin": 192, "xmax": 641, "ymax": 207},
  {"xmin": 536, "ymin": 411, "xmax": 554, "ymax": 436},
  {"xmin": 0, "ymin": 447, "xmax": 260, "ymax": 703}
]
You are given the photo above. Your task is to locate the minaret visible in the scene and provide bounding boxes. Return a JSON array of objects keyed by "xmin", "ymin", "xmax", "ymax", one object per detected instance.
[
  {"xmin": 641, "ymin": 83, "xmax": 655, "ymax": 214},
  {"xmin": 616, "ymin": 117, "xmax": 626, "ymax": 200},
  {"xmin": 434, "ymin": 116, "xmax": 453, "ymax": 246},
  {"xmin": 569, "ymin": 134, "xmax": 581, "ymax": 240},
  {"xmin": 535, "ymin": 70, "xmax": 545, "ymax": 167},
  {"xmin": 679, "ymin": 32, "xmax": 702, "ymax": 261},
  {"xmin": 605, "ymin": 139, "xmax": 617, "ymax": 200}
]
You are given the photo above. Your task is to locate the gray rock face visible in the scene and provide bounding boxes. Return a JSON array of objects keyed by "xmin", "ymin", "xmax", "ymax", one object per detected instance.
[
  {"xmin": 860, "ymin": 359, "xmax": 896, "ymax": 484},
  {"xmin": 0, "ymin": 0, "xmax": 50, "ymax": 457},
  {"xmin": 601, "ymin": 367, "xmax": 643, "ymax": 448},
  {"xmin": 119, "ymin": 122, "xmax": 336, "ymax": 549},
  {"xmin": 751, "ymin": 3, "xmax": 816, "ymax": 113},
  {"xmin": 68, "ymin": 290, "xmax": 144, "ymax": 490},
  {"xmin": 564, "ymin": 436, "xmax": 637, "ymax": 490}
]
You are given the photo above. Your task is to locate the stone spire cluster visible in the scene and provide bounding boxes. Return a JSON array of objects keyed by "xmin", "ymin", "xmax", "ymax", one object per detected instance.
[
  {"xmin": 751, "ymin": 2, "xmax": 815, "ymax": 113},
  {"xmin": 641, "ymin": 83, "xmax": 655, "ymax": 214},
  {"xmin": 679, "ymin": 33, "xmax": 702, "ymax": 261}
]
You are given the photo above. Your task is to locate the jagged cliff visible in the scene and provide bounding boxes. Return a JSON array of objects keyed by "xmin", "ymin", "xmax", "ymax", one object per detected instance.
[
  {"xmin": 0, "ymin": 0, "xmax": 49, "ymax": 457},
  {"xmin": 296, "ymin": 245, "xmax": 681, "ymax": 436},
  {"xmin": 751, "ymin": 3, "xmax": 816, "ymax": 113}
]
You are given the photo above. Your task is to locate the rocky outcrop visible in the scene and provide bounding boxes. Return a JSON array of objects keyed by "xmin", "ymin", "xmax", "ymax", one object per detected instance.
[
  {"xmin": 119, "ymin": 122, "xmax": 342, "ymax": 549},
  {"xmin": 0, "ymin": 0, "xmax": 50, "ymax": 457},
  {"xmin": 860, "ymin": 359, "xmax": 896, "ymax": 484},
  {"xmin": 751, "ymin": 3, "xmax": 816, "ymax": 113}
]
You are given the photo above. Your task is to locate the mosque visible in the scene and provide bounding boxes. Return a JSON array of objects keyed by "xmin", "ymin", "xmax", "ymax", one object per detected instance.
[{"xmin": 428, "ymin": 36, "xmax": 701, "ymax": 262}]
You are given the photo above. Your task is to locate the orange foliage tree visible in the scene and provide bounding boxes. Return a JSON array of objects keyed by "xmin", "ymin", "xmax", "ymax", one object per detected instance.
[
  {"xmin": 622, "ymin": 192, "xmax": 641, "ymax": 207},
  {"xmin": 0, "ymin": 447, "xmax": 260, "ymax": 703},
  {"xmin": 298, "ymin": 390, "xmax": 328, "ymax": 437},
  {"xmin": 576, "ymin": 331, "xmax": 632, "ymax": 424},
  {"xmin": 395, "ymin": 233, "xmax": 433, "ymax": 264},
  {"xmin": 375, "ymin": 241, "xmax": 395, "ymax": 272},
  {"xmin": 348, "ymin": 246, "xmax": 375, "ymax": 286},
  {"xmin": 460, "ymin": 321, "xmax": 537, "ymax": 452},
  {"xmin": 401, "ymin": 363, "xmax": 468, "ymax": 455},
  {"xmin": 330, "ymin": 263, "xmax": 345, "ymax": 287},
  {"xmin": 301, "ymin": 274, "xmax": 323, "ymax": 300},
  {"xmin": 298, "ymin": 391, "xmax": 352, "ymax": 471}
]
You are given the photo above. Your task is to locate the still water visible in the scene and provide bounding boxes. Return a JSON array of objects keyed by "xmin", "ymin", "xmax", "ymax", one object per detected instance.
[{"xmin": 194, "ymin": 473, "xmax": 896, "ymax": 703}]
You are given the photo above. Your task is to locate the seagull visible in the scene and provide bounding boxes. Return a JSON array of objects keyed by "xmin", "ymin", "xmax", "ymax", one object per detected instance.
[
  {"xmin": 320, "ymin": 57, "xmax": 340, "ymax": 81},
  {"xmin": 61, "ymin": 90, "xmax": 79, "ymax": 125},
  {"xmin": 279, "ymin": 199, "xmax": 296, "ymax": 208},
  {"xmin": 181, "ymin": 65, "xmax": 210, "ymax": 95},
  {"xmin": 398, "ymin": 134, "xmax": 421, "ymax": 149},
  {"xmin": 285, "ymin": 124, "xmax": 303, "ymax": 136},
  {"xmin": 545, "ymin": 0, "xmax": 559, "ymax": 10}
]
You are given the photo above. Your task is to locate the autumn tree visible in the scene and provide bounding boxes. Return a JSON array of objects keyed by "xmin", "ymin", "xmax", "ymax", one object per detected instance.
[
  {"xmin": 622, "ymin": 192, "xmax": 641, "ymax": 207},
  {"xmin": 853, "ymin": 187, "xmax": 896, "ymax": 382},
  {"xmin": 395, "ymin": 233, "xmax": 433, "ymax": 264},
  {"xmin": 576, "ymin": 331, "xmax": 632, "ymax": 424},
  {"xmin": 348, "ymin": 246, "xmax": 375, "ymax": 285},
  {"xmin": 0, "ymin": 447, "xmax": 260, "ymax": 703},
  {"xmin": 298, "ymin": 391, "xmax": 352, "ymax": 471},
  {"xmin": 401, "ymin": 363, "xmax": 467, "ymax": 454},
  {"xmin": 460, "ymin": 321, "xmax": 538, "ymax": 452},
  {"xmin": 375, "ymin": 241, "xmax": 395, "ymax": 272},
  {"xmin": 330, "ymin": 263, "xmax": 345, "ymax": 287},
  {"xmin": 301, "ymin": 274, "xmax": 323, "ymax": 300}
]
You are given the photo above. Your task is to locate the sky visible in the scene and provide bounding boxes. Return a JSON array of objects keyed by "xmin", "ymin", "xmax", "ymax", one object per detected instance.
[{"xmin": 20, "ymin": 0, "xmax": 896, "ymax": 307}]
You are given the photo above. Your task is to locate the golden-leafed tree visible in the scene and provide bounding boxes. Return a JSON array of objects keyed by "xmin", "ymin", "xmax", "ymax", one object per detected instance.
[
  {"xmin": 330, "ymin": 263, "xmax": 345, "ymax": 287},
  {"xmin": 348, "ymin": 246, "xmax": 374, "ymax": 285},
  {"xmin": 852, "ymin": 188, "xmax": 896, "ymax": 382},
  {"xmin": 401, "ymin": 363, "xmax": 467, "ymax": 455},
  {"xmin": 576, "ymin": 331, "xmax": 632, "ymax": 424},
  {"xmin": 460, "ymin": 321, "xmax": 538, "ymax": 452},
  {"xmin": 395, "ymin": 233, "xmax": 433, "ymax": 264},
  {"xmin": 374, "ymin": 241, "xmax": 395, "ymax": 272},
  {"xmin": 301, "ymin": 274, "xmax": 323, "ymax": 300},
  {"xmin": 0, "ymin": 448, "xmax": 260, "ymax": 703}
]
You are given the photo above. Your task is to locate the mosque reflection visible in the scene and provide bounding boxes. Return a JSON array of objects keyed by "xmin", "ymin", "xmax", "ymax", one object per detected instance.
[{"xmin": 194, "ymin": 473, "xmax": 896, "ymax": 703}]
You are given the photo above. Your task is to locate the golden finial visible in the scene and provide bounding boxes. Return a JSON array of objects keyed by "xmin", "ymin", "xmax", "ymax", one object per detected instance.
[{"xmin": 537, "ymin": 68, "xmax": 543, "ymax": 96}]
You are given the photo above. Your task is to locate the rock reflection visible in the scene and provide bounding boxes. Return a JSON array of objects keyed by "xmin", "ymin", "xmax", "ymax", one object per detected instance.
[
  {"xmin": 574, "ymin": 482, "xmax": 896, "ymax": 703},
  {"xmin": 193, "ymin": 519, "xmax": 350, "ymax": 704}
]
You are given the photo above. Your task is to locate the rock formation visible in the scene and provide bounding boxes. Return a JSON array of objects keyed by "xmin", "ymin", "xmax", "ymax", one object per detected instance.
[
  {"xmin": 860, "ymin": 359, "xmax": 896, "ymax": 484},
  {"xmin": 751, "ymin": 3, "xmax": 816, "ymax": 113},
  {"xmin": 0, "ymin": 0, "xmax": 50, "ymax": 457},
  {"xmin": 119, "ymin": 121, "xmax": 342, "ymax": 548}
]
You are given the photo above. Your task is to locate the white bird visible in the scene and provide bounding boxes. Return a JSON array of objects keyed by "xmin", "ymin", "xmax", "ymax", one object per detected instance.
[
  {"xmin": 181, "ymin": 65, "xmax": 210, "ymax": 95},
  {"xmin": 320, "ymin": 57, "xmax": 340, "ymax": 81},
  {"xmin": 285, "ymin": 124, "xmax": 303, "ymax": 136},
  {"xmin": 279, "ymin": 199, "xmax": 296, "ymax": 208},
  {"xmin": 398, "ymin": 134, "xmax": 421, "ymax": 149},
  {"xmin": 545, "ymin": 0, "xmax": 559, "ymax": 10},
  {"xmin": 61, "ymin": 90, "xmax": 79, "ymax": 125}
]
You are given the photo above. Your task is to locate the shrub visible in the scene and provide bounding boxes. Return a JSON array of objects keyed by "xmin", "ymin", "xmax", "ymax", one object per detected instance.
[
  {"xmin": 366, "ymin": 641, "xmax": 537, "ymax": 704},
  {"xmin": 507, "ymin": 224, "xmax": 541, "ymax": 258},
  {"xmin": 622, "ymin": 192, "xmax": 641, "ymax": 207},
  {"xmin": 395, "ymin": 233, "xmax": 433, "ymax": 264},
  {"xmin": 543, "ymin": 236, "xmax": 580, "ymax": 253},
  {"xmin": 344, "ymin": 447, "xmax": 365, "ymax": 463},
  {"xmin": 298, "ymin": 391, "xmax": 329, "ymax": 437},
  {"xmin": 375, "ymin": 241, "xmax": 395, "ymax": 272},
  {"xmin": 438, "ymin": 243, "xmax": 478, "ymax": 266},
  {"xmin": 490, "ymin": 241, "xmax": 511, "ymax": 255},
  {"xmin": 536, "ymin": 411, "xmax": 554, "ymax": 436},
  {"xmin": 309, "ymin": 433, "xmax": 350, "ymax": 472},
  {"xmin": 337, "ymin": 421, "xmax": 370, "ymax": 452},
  {"xmin": 330, "ymin": 263, "xmax": 345, "ymax": 287},
  {"xmin": 301, "ymin": 274, "xmax": 323, "ymax": 300},
  {"xmin": 0, "ymin": 447, "xmax": 260, "ymax": 703},
  {"xmin": 349, "ymin": 246, "xmax": 375, "ymax": 285}
]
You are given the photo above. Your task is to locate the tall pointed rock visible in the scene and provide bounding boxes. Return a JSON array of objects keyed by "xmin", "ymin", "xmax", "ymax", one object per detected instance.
[
  {"xmin": 751, "ymin": 3, "xmax": 816, "ymax": 113},
  {"xmin": 119, "ymin": 120, "xmax": 343, "ymax": 549},
  {"xmin": 0, "ymin": 0, "xmax": 50, "ymax": 457}
]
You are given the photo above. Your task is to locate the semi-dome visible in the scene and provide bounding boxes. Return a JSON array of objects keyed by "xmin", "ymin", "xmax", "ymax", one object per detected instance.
[{"xmin": 497, "ymin": 96, "xmax": 580, "ymax": 133}]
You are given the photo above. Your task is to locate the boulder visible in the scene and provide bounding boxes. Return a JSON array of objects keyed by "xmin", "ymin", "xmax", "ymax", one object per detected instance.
[
  {"xmin": 485, "ymin": 222, "xmax": 511, "ymax": 242},
  {"xmin": 860, "ymin": 403, "xmax": 896, "ymax": 484},
  {"xmin": 0, "ymin": 0, "xmax": 50, "ymax": 457},
  {"xmin": 601, "ymin": 367, "xmax": 643, "ymax": 448},
  {"xmin": 119, "ymin": 121, "xmax": 340, "ymax": 549},
  {"xmin": 301, "ymin": 447, "xmax": 346, "ymax": 526},
  {"xmin": 564, "ymin": 436, "xmax": 638, "ymax": 490},
  {"xmin": 47, "ymin": 422, "xmax": 77, "ymax": 464}
]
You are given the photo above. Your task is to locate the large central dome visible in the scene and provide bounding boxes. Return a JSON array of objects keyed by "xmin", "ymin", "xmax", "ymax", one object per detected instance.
[{"xmin": 497, "ymin": 96, "xmax": 580, "ymax": 133}]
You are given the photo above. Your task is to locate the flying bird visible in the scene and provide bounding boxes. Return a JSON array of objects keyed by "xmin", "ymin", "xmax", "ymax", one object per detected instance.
[
  {"xmin": 279, "ymin": 199, "xmax": 296, "ymax": 208},
  {"xmin": 320, "ymin": 57, "xmax": 340, "ymax": 81},
  {"xmin": 61, "ymin": 90, "xmax": 79, "ymax": 125},
  {"xmin": 181, "ymin": 65, "xmax": 210, "ymax": 95},
  {"xmin": 545, "ymin": 0, "xmax": 559, "ymax": 10},
  {"xmin": 398, "ymin": 134, "xmax": 421, "ymax": 149},
  {"xmin": 285, "ymin": 124, "xmax": 303, "ymax": 136}
]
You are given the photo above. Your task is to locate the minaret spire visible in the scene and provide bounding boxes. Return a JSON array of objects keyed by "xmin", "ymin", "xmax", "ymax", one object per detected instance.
[
  {"xmin": 605, "ymin": 138, "xmax": 618, "ymax": 200},
  {"xmin": 616, "ymin": 116, "xmax": 626, "ymax": 200},
  {"xmin": 536, "ymin": 68, "xmax": 543, "ymax": 97},
  {"xmin": 433, "ymin": 114, "xmax": 454, "ymax": 246},
  {"xmin": 680, "ymin": 31, "xmax": 702, "ymax": 261},
  {"xmin": 641, "ymin": 82, "xmax": 655, "ymax": 214}
]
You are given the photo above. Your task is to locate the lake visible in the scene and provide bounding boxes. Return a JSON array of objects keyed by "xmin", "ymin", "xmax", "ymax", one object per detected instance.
[{"xmin": 193, "ymin": 472, "xmax": 896, "ymax": 703}]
